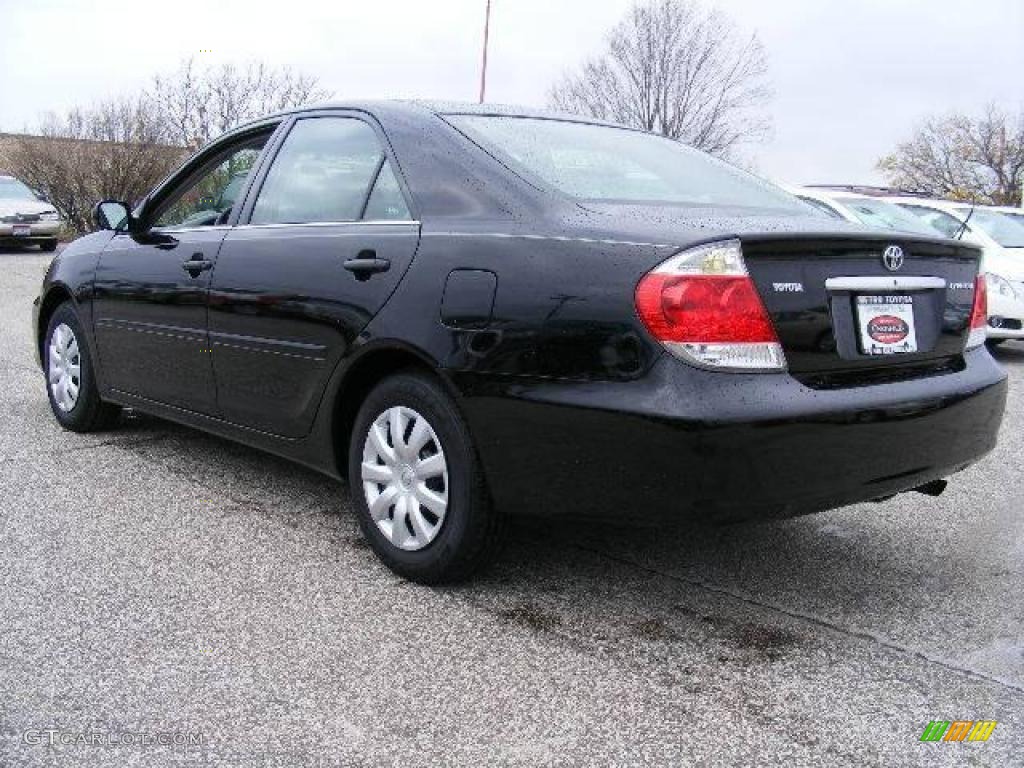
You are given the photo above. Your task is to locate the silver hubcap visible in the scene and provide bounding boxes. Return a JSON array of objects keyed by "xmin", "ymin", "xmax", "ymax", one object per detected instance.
[
  {"xmin": 361, "ymin": 406, "xmax": 449, "ymax": 551},
  {"xmin": 48, "ymin": 323, "xmax": 81, "ymax": 413}
]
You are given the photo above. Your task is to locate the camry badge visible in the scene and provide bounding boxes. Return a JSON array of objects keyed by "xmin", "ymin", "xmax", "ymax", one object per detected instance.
[{"xmin": 882, "ymin": 245, "xmax": 904, "ymax": 272}]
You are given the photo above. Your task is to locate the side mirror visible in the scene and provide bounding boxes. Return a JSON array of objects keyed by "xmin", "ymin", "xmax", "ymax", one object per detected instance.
[{"xmin": 93, "ymin": 200, "xmax": 131, "ymax": 232}]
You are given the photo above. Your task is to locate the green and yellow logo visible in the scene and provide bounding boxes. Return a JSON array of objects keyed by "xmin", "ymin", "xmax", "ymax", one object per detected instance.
[{"xmin": 920, "ymin": 720, "xmax": 997, "ymax": 742}]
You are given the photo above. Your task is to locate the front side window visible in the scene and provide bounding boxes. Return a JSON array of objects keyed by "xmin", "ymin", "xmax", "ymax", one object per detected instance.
[
  {"xmin": 154, "ymin": 138, "xmax": 267, "ymax": 229},
  {"xmin": 448, "ymin": 115, "xmax": 806, "ymax": 212},
  {"xmin": 251, "ymin": 118, "xmax": 397, "ymax": 224}
]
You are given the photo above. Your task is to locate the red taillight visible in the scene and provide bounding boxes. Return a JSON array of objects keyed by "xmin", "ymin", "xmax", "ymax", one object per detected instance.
[
  {"xmin": 635, "ymin": 240, "xmax": 785, "ymax": 371},
  {"xmin": 966, "ymin": 273, "xmax": 988, "ymax": 349},
  {"xmin": 636, "ymin": 274, "xmax": 779, "ymax": 343},
  {"xmin": 970, "ymin": 274, "xmax": 988, "ymax": 329}
]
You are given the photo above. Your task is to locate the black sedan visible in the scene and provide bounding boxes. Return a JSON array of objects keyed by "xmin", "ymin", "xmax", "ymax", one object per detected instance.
[{"xmin": 33, "ymin": 102, "xmax": 1006, "ymax": 583}]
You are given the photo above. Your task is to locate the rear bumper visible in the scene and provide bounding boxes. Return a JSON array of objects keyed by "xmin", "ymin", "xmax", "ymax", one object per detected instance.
[{"xmin": 458, "ymin": 348, "xmax": 1007, "ymax": 522}]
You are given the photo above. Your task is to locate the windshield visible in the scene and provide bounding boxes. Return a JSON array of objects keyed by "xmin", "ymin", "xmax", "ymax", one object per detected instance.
[
  {"xmin": 953, "ymin": 208, "xmax": 1024, "ymax": 248},
  {"xmin": 797, "ymin": 196, "xmax": 845, "ymax": 220},
  {"xmin": 0, "ymin": 178, "xmax": 37, "ymax": 200},
  {"xmin": 449, "ymin": 116, "xmax": 807, "ymax": 213},
  {"xmin": 835, "ymin": 196, "xmax": 942, "ymax": 236}
]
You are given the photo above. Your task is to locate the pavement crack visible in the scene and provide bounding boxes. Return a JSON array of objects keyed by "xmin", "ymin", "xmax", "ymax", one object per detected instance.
[
  {"xmin": 572, "ymin": 542, "xmax": 1024, "ymax": 698},
  {"xmin": 69, "ymin": 434, "xmax": 172, "ymax": 452}
]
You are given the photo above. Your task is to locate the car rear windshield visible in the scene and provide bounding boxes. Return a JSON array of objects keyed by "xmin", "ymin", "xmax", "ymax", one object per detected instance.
[
  {"xmin": 0, "ymin": 178, "xmax": 36, "ymax": 200},
  {"xmin": 953, "ymin": 208, "xmax": 1024, "ymax": 248},
  {"xmin": 835, "ymin": 196, "xmax": 941, "ymax": 236},
  {"xmin": 448, "ymin": 115, "xmax": 806, "ymax": 212}
]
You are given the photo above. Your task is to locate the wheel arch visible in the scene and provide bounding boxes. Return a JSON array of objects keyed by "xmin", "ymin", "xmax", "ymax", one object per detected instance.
[
  {"xmin": 328, "ymin": 343, "xmax": 462, "ymax": 477},
  {"xmin": 37, "ymin": 283, "xmax": 76, "ymax": 362}
]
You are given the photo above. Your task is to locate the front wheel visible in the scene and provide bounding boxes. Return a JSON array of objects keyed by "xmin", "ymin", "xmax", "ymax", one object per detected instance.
[
  {"xmin": 44, "ymin": 301, "xmax": 121, "ymax": 431},
  {"xmin": 347, "ymin": 372, "xmax": 505, "ymax": 584}
]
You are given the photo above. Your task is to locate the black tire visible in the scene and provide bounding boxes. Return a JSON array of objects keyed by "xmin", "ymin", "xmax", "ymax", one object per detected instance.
[
  {"xmin": 986, "ymin": 339, "xmax": 1005, "ymax": 350},
  {"xmin": 39, "ymin": 239, "xmax": 58, "ymax": 252},
  {"xmin": 44, "ymin": 301, "xmax": 121, "ymax": 432},
  {"xmin": 347, "ymin": 371, "xmax": 505, "ymax": 584}
]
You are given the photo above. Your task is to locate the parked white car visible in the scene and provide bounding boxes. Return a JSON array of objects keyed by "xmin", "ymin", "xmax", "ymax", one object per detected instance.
[
  {"xmin": 785, "ymin": 186, "xmax": 944, "ymax": 236},
  {"xmin": 886, "ymin": 196, "xmax": 1024, "ymax": 345},
  {"xmin": 0, "ymin": 175, "xmax": 61, "ymax": 251}
]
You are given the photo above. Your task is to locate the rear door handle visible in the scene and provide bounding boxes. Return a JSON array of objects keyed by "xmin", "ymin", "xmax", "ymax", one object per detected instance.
[
  {"xmin": 344, "ymin": 252, "xmax": 391, "ymax": 280},
  {"xmin": 181, "ymin": 255, "xmax": 214, "ymax": 276}
]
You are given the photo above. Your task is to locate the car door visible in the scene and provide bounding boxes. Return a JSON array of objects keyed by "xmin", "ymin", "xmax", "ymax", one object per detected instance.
[
  {"xmin": 92, "ymin": 128, "xmax": 276, "ymax": 413},
  {"xmin": 208, "ymin": 113, "xmax": 420, "ymax": 437}
]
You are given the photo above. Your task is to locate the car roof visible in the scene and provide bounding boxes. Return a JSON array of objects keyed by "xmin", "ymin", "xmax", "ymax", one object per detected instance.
[
  {"xmin": 792, "ymin": 186, "xmax": 873, "ymax": 202},
  {"xmin": 231, "ymin": 99, "xmax": 632, "ymax": 135},
  {"xmin": 881, "ymin": 196, "xmax": 969, "ymax": 211}
]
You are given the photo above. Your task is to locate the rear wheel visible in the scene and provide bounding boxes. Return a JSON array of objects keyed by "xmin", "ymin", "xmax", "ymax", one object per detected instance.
[
  {"xmin": 347, "ymin": 372, "xmax": 504, "ymax": 584},
  {"xmin": 44, "ymin": 302, "xmax": 120, "ymax": 431},
  {"xmin": 986, "ymin": 339, "xmax": 1005, "ymax": 349},
  {"xmin": 39, "ymin": 239, "xmax": 58, "ymax": 252}
]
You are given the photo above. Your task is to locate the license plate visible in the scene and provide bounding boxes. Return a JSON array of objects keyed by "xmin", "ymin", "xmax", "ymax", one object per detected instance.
[
  {"xmin": 12, "ymin": 224, "xmax": 30, "ymax": 237},
  {"xmin": 856, "ymin": 295, "xmax": 917, "ymax": 354}
]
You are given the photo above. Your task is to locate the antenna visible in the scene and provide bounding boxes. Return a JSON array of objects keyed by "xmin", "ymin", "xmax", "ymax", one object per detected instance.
[
  {"xmin": 479, "ymin": 0, "xmax": 492, "ymax": 103},
  {"xmin": 954, "ymin": 204, "xmax": 975, "ymax": 240}
]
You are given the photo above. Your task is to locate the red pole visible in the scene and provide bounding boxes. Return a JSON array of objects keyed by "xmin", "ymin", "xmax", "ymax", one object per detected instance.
[{"xmin": 479, "ymin": 0, "xmax": 491, "ymax": 103}]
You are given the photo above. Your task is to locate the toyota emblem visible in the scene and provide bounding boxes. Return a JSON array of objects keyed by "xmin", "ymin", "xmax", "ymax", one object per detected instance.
[{"xmin": 882, "ymin": 245, "xmax": 904, "ymax": 272}]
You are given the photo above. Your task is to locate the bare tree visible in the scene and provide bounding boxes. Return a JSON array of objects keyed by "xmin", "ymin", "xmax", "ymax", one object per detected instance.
[
  {"xmin": 549, "ymin": 0, "xmax": 771, "ymax": 157},
  {"xmin": 5, "ymin": 59, "xmax": 330, "ymax": 234},
  {"xmin": 149, "ymin": 58, "xmax": 331, "ymax": 149},
  {"xmin": 878, "ymin": 106, "xmax": 1024, "ymax": 205},
  {"xmin": 4, "ymin": 97, "xmax": 184, "ymax": 234}
]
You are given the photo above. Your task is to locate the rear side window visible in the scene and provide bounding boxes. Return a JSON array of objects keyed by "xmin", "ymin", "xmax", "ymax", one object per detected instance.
[
  {"xmin": 251, "ymin": 118, "xmax": 393, "ymax": 224},
  {"xmin": 363, "ymin": 161, "xmax": 411, "ymax": 220}
]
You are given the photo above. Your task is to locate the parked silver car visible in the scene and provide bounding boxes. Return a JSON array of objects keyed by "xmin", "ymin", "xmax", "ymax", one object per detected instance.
[{"xmin": 0, "ymin": 176, "xmax": 61, "ymax": 251}]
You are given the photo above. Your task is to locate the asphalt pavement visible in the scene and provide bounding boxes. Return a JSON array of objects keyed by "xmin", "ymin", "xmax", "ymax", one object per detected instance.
[{"xmin": 1, "ymin": 244, "xmax": 1022, "ymax": 767}]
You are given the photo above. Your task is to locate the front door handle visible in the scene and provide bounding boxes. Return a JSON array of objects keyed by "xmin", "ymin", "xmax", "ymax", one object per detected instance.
[
  {"xmin": 344, "ymin": 251, "xmax": 391, "ymax": 281},
  {"xmin": 181, "ymin": 254, "xmax": 214, "ymax": 276}
]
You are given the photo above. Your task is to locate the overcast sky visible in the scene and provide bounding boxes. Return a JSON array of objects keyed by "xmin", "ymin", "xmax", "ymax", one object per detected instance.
[{"xmin": 0, "ymin": 0, "xmax": 1021, "ymax": 184}]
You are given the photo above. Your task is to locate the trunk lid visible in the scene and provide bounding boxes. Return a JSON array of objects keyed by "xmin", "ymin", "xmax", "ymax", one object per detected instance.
[{"xmin": 740, "ymin": 234, "xmax": 981, "ymax": 388}]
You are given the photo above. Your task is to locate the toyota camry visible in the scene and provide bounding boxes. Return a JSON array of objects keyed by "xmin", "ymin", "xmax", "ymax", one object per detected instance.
[{"xmin": 33, "ymin": 102, "xmax": 1007, "ymax": 583}]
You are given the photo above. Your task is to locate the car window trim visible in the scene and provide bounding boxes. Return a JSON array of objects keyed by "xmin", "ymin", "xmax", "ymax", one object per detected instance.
[
  {"xmin": 357, "ymin": 155, "xmax": 388, "ymax": 221},
  {"xmin": 231, "ymin": 220, "xmax": 420, "ymax": 231},
  {"xmin": 142, "ymin": 124, "xmax": 281, "ymax": 230},
  {"xmin": 239, "ymin": 112, "xmax": 415, "ymax": 227}
]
